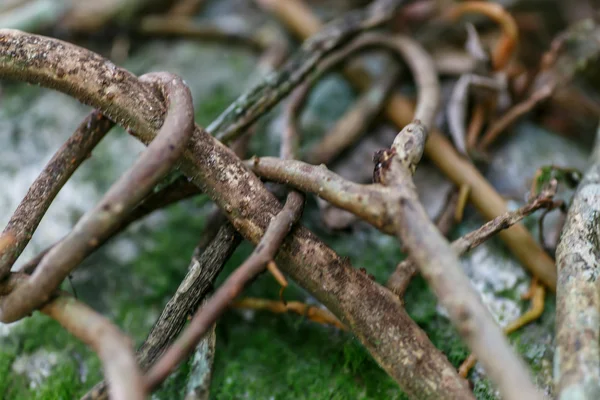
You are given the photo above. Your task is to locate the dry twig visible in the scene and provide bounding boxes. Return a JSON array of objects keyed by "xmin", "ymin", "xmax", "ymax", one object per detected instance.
[
  {"xmin": 447, "ymin": 73, "xmax": 505, "ymax": 154},
  {"xmin": 386, "ymin": 191, "xmax": 557, "ymax": 297},
  {"xmin": 387, "ymin": 187, "xmax": 459, "ymax": 298},
  {"xmin": 480, "ymin": 18, "xmax": 600, "ymax": 150},
  {"xmin": 446, "ymin": 1, "xmax": 518, "ymax": 70}
]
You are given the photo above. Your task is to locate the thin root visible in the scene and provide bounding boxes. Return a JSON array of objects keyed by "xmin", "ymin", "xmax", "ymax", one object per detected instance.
[
  {"xmin": 446, "ymin": 1, "xmax": 518, "ymax": 70},
  {"xmin": 266, "ymin": 260, "xmax": 288, "ymax": 302},
  {"xmin": 232, "ymin": 297, "xmax": 347, "ymax": 330}
]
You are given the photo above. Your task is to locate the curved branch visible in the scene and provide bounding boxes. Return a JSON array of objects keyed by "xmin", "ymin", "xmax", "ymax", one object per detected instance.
[
  {"xmin": 0, "ymin": 29, "xmax": 164, "ymax": 141},
  {"xmin": 446, "ymin": 1, "xmax": 518, "ymax": 70},
  {"xmin": 0, "ymin": 110, "xmax": 113, "ymax": 279},
  {"xmin": 260, "ymin": 0, "xmax": 557, "ymax": 294},
  {"xmin": 306, "ymin": 65, "xmax": 398, "ymax": 165},
  {"xmin": 0, "ymin": 70, "xmax": 195, "ymax": 322},
  {"xmin": 277, "ymin": 35, "xmax": 401, "ymax": 166}
]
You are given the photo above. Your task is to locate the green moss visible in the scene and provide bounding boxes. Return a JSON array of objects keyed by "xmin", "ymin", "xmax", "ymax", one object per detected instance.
[
  {"xmin": 0, "ymin": 314, "xmax": 103, "ymax": 399},
  {"xmin": 211, "ymin": 311, "xmax": 406, "ymax": 400},
  {"xmin": 208, "ymin": 237, "xmax": 408, "ymax": 400},
  {"xmin": 33, "ymin": 361, "xmax": 89, "ymax": 400},
  {"xmin": 473, "ymin": 379, "xmax": 497, "ymax": 400},
  {"xmin": 0, "ymin": 348, "xmax": 22, "ymax": 398}
]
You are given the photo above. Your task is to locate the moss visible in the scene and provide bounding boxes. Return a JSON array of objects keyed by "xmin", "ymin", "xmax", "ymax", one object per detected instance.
[
  {"xmin": 0, "ymin": 314, "xmax": 103, "ymax": 399},
  {"xmin": 0, "ymin": 348, "xmax": 22, "ymax": 398},
  {"xmin": 211, "ymin": 310, "xmax": 407, "ymax": 400},
  {"xmin": 33, "ymin": 361, "xmax": 90, "ymax": 400},
  {"xmin": 473, "ymin": 379, "xmax": 497, "ymax": 400},
  {"xmin": 208, "ymin": 237, "xmax": 408, "ymax": 400}
]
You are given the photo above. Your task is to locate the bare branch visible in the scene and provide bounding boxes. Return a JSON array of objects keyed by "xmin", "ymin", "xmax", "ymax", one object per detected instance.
[
  {"xmin": 138, "ymin": 223, "xmax": 241, "ymax": 369},
  {"xmin": 445, "ymin": 1, "xmax": 519, "ymax": 70},
  {"xmin": 387, "ymin": 188, "xmax": 459, "ymax": 298},
  {"xmin": 366, "ymin": 31, "xmax": 541, "ymax": 399},
  {"xmin": 447, "ymin": 74, "xmax": 504, "ymax": 155},
  {"xmin": 248, "ymin": 157, "xmax": 390, "ymax": 231}
]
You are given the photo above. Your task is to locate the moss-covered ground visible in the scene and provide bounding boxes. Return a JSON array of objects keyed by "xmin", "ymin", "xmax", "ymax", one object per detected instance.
[{"xmin": 0, "ymin": 14, "xmax": 563, "ymax": 398}]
